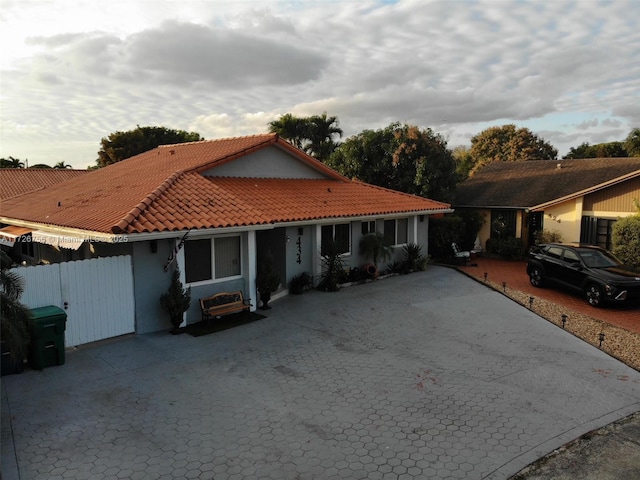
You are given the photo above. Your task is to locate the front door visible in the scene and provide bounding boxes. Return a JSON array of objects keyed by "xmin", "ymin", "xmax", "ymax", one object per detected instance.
[{"xmin": 256, "ymin": 228, "xmax": 287, "ymax": 293}]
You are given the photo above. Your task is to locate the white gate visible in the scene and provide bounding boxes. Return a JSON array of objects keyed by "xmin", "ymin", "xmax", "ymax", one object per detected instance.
[{"xmin": 14, "ymin": 255, "xmax": 135, "ymax": 347}]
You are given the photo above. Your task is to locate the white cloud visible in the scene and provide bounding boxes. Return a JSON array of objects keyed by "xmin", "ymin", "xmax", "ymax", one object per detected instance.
[{"xmin": 1, "ymin": 0, "xmax": 639, "ymax": 167}]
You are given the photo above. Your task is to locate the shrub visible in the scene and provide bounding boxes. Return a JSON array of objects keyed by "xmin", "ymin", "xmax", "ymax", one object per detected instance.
[
  {"xmin": 534, "ymin": 229, "xmax": 563, "ymax": 245},
  {"xmin": 160, "ymin": 266, "xmax": 191, "ymax": 331},
  {"xmin": 359, "ymin": 232, "xmax": 392, "ymax": 268},
  {"xmin": 402, "ymin": 243, "xmax": 428, "ymax": 272},
  {"xmin": 317, "ymin": 240, "xmax": 346, "ymax": 292},
  {"xmin": 612, "ymin": 215, "xmax": 640, "ymax": 272},
  {"xmin": 428, "ymin": 215, "xmax": 465, "ymax": 259},
  {"xmin": 486, "ymin": 237, "xmax": 524, "ymax": 259},
  {"xmin": 1, "ymin": 251, "xmax": 33, "ymax": 361},
  {"xmin": 455, "ymin": 209, "xmax": 485, "ymax": 251}
]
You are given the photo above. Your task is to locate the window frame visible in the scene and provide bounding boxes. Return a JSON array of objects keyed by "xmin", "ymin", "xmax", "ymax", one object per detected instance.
[
  {"xmin": 383, "ymin": 218, "xmax": 409, "ymax": 247},
  {"xmin": 184, "ymin": 234, "xmax": 243, "ymax": 286},
  {"xmin": 361, "ymin": 220, "xmax": 377, "ymax": 236},
  {"xmin": 321, "ymin": 223, "xmax": 352, "ymax": 256}
]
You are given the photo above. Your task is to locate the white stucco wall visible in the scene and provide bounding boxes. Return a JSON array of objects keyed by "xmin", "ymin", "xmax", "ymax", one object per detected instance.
[{"xmin": 201, "ymin": 146, "xmax": 328, "ymax": 179}]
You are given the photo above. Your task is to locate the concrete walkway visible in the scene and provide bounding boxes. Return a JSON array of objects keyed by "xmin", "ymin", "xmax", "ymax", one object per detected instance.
[{"xmin": 2, "ymin": 266, "xmax": 639, "ymax": 480}]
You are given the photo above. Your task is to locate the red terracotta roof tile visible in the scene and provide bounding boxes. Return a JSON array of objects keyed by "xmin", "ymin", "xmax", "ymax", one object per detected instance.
[
  {"xmin": 121, "ymin": 176, "xmax": 450, "ymax": 234},
  {"xmin": 0, "ymin": 169, "xmax": 89, "ymax": 200},
  {"xmin": 0, "ymin": 134, "xmax": 451, "ymax": 235}
]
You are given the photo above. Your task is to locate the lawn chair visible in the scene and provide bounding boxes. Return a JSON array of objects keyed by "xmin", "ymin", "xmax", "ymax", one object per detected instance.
[{"xmin": 451, "ymin": 242, "xmax": 471, "ymax": 264}]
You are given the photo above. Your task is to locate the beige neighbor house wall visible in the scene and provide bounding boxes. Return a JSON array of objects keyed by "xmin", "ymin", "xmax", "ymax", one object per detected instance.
[{"xmin": 542, "ymin": 198, "xmax": 583, "ymax": 243}]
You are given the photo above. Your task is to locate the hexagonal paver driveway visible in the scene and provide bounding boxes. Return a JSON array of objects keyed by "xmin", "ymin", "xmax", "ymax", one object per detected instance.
[{"xmin": 2, "ymin": 266, "xmax": 639, "ymax": 480}]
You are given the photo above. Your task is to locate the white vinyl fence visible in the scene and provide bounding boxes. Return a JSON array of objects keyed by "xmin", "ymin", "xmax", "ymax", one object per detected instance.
[{"xmin": 14, "ymin": 255, "xmax": 135, "ymax": 347}]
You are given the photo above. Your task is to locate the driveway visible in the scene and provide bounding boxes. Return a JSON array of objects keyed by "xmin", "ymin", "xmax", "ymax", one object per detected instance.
[{"xmin": 2, "ymin": 266, "xmax": 639, "ymax": 480}]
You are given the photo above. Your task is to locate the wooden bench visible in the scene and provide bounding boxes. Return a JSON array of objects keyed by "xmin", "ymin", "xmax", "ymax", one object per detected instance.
[{"xmin": 200, "ymin": 291, "xmax": 252, "ymax": 321}]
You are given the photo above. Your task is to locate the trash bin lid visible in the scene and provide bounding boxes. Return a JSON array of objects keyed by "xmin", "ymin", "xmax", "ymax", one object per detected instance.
[{"xmin": 29, "ymin": 305, "xmax": 67, "ymax": 321}]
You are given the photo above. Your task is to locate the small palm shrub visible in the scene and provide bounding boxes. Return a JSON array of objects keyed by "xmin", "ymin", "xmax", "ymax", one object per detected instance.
[
  {"xmin": 318, "ymin": 240, "xmax": 346, "ymax": 292},
  {"xmin": 0, "ymin": 251, "xmax": 33, "ymax": 361},
  {"xmin": 403, "ymin": 243, "xmax": 428, "ymax": 272}
]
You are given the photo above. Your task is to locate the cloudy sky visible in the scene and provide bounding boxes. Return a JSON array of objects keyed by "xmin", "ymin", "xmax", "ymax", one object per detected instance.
[{"xmin": 2, "ymin": 0, "xmax": 639, "ymax": 169}]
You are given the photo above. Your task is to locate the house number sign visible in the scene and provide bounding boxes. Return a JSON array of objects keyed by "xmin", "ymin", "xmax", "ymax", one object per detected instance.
[{"xmin": 296, "ymin": 236, "xmax": 302, "ymax": 264}]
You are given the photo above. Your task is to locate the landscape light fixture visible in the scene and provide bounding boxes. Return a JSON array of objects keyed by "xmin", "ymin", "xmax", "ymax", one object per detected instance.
[
  {"xmin": 502, "ymin": 281, "xmax": 506, "ymax": 292},
  {"xmin": 599, "ymin": 332, "xmax": 605, "ymax": 348},
  {"xmin": 484, "ymin": 272, "xmax": 488, "ymax": 282},
  {"xmin": 561, "ymin": 314, "xmax": 567, "ymax": 329},
  {"xmin": 529, "ymin": 296, "xmax": 534, "ymax": 309}
]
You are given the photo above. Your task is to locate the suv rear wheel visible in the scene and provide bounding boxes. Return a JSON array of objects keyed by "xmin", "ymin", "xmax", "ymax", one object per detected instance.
[{"xmin": 528, "ymin": 266, "xmax": 545, "ymax": 287}]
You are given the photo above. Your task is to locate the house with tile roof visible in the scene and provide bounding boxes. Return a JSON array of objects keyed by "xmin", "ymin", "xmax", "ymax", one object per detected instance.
[
  {"xmin": 454, "ymin": 158, "xmax": 640, "ymax": 252},
  {"xmin": 0, "ymin": 133, "xmax": 452, "ymax": 335},
  {"xmin": 0, "ymin": 168, "xmax": 90, "ymax": 255}
]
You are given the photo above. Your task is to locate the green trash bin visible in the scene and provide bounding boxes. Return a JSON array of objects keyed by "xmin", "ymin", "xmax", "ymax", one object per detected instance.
[{"xmin": 29, "ymin": 306, "xmax": 67, "ymax": 370}]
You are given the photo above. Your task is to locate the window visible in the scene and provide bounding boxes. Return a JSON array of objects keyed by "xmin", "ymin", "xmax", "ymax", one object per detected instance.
[
  {"xmin": 184, "ymin": 236, "xmax": 241, "ymax": 284},
  {"xmin": 383, "ymin": 218, "xmax": 408, "ymax": 246},
  {"xmin": 321, "ymin": 223, "xmax": 351, "ymax": 256},
  {"xmin": 361, "ymin": 220, "xmax": 376, "ymax": 236},
  {"xmin": 563, "ymin": 249, "xmax": 580, "ymax": 265},
  {"xmin": 490, "ymin": 210, "xmax": 517, "ymax": 239},
  {"xmin": 580, "ymin": 216, "xmax": 616, "ymax": 249}
]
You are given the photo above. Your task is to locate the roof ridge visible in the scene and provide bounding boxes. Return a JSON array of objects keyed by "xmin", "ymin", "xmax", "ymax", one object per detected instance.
[
  {"xmin": 159, "ymin": 132, "xmax": 277, "ymax": 149},
  {"xmin": 111, "ymin": 170, "xmax": 186, "ymax": 233}
]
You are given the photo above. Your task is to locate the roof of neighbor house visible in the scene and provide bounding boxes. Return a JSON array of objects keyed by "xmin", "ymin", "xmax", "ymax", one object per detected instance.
[
  {"xmin": 455, "ymin": 158, "xmax": 640, "ymax": 210},
  {"xmin": 0, "ymin": 168, "xmax": 89, "ymax": 200},
  {"xmin": 0, "ymin": 133, "xmax": 451, "ymax": 235}
]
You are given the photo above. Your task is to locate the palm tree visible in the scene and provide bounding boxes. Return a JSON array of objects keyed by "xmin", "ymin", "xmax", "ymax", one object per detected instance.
[
  {"xmin": 268, "ymin": 113, "xmax": 309, "ymax": 150},
  {"xmin": 0, "ymin": 251, "xmax": 32, "ymax": 361},
  {"xmin": 306, "ymin": 112, "xmax": 343, "ymax": 161},
  {"xmin": 53, "ymin": 161, "xmax": 73, "ymax": 169},
  {"xmin": 0, "ymin": 156, "xmax": 25, "ymax": 168}
]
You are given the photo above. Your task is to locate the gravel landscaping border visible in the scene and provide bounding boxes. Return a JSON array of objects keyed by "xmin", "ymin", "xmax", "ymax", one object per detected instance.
[{"xmin": 482, "ymin": 279, "xmax": 640, "ymax": 372}]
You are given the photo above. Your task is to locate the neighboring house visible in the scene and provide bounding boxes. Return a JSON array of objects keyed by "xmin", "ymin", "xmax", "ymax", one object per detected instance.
[
  {"xmin": 455, "ymin": 158, "xmax": 640, "ymax": 251},
  {"xmin": 0, "ymin": 168, "xmax": 90, "ymax": 258},
  {"xmin": 0, "ymin": 133, "xmax": 451, "ymax": 337}
]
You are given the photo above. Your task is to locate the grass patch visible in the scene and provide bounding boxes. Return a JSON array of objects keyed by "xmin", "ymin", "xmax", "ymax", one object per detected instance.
[{"xmin": 183, "ymin": 311, "xmax": 266, "ymax": 337}]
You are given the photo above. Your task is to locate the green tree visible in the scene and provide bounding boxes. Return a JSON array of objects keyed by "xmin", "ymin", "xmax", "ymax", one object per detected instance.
[
  {"xmin": 1, "ymin": 251, "xmax": 33, "ymax": 361},
  {"xmin": 96, "ymin": 125, "xmax": 203, "ymax": 168},
  {"xmin": 452, "ymin": 146, "xmax": 475, "ymax": 181},
  {"xmin": 306, "ymin": 113, "xmax": 343, "ymax": 161},
  {"xmin": 53, "ymin": 161, "xmax": 73, "ymax": 169},
  {"xmin": 0, "ymin": 156, "xmax": 25, "ymax": 168},
  {"xmin": 328, "ymin": 123, "xmax": 457, "ymax": 202},
  {"xmin": 564, "ymin": 141, "xmax": 628, "ymax": 159},
  {"xmin": 268, "ymin": 113, "xmax": 309, "ymax": 150},
  {"xmin": 564, "ymin": 142, "xmax": 593, "ymax": 159},
  {"xmin": 624, "ymin": 128, "xmax": 640, "ymax": 157},
  {"xmin": 268, "ymin": 112, "xmax": 342, "ymax": 161},
  {"xmin": 29, "ymin": 164, "xmax": 52, "ymax": 169},
  {"xmin": 469, "ymin": 124, "xmax": 557, "ymax": 173}
]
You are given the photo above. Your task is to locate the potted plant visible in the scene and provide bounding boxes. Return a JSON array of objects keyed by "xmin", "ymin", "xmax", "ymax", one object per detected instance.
[
  {"xmin": 257, "ymin": 255, "xmax": 280, "ymax": 309},
  {"xmin": 160, "ymin": 266, "xmax": 191, "ymax": 333},
  {"xmin": 359, "ymin": 232, "xmax": 392, "ymax": 278}
]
